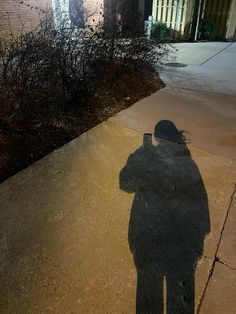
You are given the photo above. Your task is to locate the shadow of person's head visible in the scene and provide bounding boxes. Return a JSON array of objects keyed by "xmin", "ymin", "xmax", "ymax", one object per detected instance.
[{"xmin": 154, "ymin": 120, "xmax": 188, "ymax": 145}]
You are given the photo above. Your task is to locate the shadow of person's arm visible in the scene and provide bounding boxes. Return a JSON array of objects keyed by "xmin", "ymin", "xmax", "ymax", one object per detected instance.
[
  {"xmin": 206, "ymin": 201, "xmax": 211, "ymax": 234},
  {"xmin": 197, "ymin": 175, "xmax": 211, "ymax": 236},
  {"xmin": 191, "ymin": 173, "xmax": 211, "ymax": 256},
  {"xmin": 120, "ymin": 153, "xmax": 139, "ymax": 194}
]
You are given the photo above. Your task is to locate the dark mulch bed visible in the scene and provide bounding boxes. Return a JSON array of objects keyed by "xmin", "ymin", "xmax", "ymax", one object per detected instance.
[{"xmin": 0, "ymin": 61, "xmax": 164, "ymax": 183}]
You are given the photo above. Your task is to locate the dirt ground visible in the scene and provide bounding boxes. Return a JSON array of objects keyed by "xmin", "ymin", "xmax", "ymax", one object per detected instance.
[{"xmin": 0, "ymin": 61, "xmax": 164, "ymax": 183}]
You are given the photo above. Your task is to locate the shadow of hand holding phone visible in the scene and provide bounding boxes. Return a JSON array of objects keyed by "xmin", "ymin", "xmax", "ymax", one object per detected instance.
[{"xmin": 120, "ymin": 120, "xmax": 210, "ymax": 314}]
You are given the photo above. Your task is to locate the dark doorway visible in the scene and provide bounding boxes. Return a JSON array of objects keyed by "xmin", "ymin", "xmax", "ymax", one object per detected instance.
[
  {"xmin": 145, "ymin": 0, "xmax": 153, "ymax": 20},
  {"xmin": 120, "ymin": 120, "xmax": 210, "ymax": 313}
]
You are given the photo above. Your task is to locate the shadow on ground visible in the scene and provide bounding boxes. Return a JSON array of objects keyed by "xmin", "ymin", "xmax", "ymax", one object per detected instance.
[{"xmin": 120, "ymin": 120, "xmax": 211, "ymax": 313}]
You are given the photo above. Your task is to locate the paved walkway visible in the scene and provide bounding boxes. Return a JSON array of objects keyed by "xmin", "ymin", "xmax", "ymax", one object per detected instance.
[{"xmin": 0, "ymin": 43, "xmax": 236, "ymax": 313}]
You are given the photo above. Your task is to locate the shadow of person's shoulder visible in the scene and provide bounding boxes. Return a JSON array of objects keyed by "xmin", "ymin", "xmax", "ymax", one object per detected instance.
[{"xmin": 120, "ymin": 144, "xmax": 154, "ymax": 193}]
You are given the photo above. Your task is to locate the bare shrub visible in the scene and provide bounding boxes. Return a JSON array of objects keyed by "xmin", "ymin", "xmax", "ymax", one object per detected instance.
[{"xmin": 0, "ymin": 10, "xmax": 172, "ymax": 121}]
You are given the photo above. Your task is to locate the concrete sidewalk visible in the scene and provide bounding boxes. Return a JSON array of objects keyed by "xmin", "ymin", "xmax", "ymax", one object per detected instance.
[
  {"xmin": 0, "ymin": 43, "xmax": 236, "ymax": 313},
  {"xmin": 161, "ymin": 42, "xmax": 236, "ymax": 96}
]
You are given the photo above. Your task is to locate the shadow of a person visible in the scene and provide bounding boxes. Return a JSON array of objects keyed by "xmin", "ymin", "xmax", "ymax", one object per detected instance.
[{"xmin": 120, "ymin": 120, "xmax": 210, "ymax": 314}]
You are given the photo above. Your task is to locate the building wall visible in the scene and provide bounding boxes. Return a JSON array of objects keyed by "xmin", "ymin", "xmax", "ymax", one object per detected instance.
[
  {"xmin": 52, "ymin": 0, "xmax": 103, "ymax": 29},
  {"xmin": 83, "ymin": 0, "xmax": 103, "ymax": 26},
  {"xmin": 0, "ymin": 0, "xmax": 51, "ymax": 38},
  {"xmin": 0, "ymin": 0, "xmax": 103, "ymax": 41}
]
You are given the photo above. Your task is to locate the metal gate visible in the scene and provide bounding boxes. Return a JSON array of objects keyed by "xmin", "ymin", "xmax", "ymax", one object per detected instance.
[
  {"xmin": 203, "ymin": 0, "xmax": 232, "ymax": 39},
  {"xmin": 152, "ymin": 0, "xmax": 194, "ymax": 37}
]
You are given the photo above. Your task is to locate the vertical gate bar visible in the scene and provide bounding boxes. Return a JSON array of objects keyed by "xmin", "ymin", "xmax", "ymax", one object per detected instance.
[
  {"xmin": 194, "ymin": 0, "xmax": 203, "ymax": 41},
  {"xmin": 204, "ymin": 0, "xmax": 210, "ymax": 16},
  {"xmin": 165, "ymin": 0, "xmax": 169, "ymax": 23},
  {"xmin": 181, "ymin": 0, "xmax": 187, "ymax": 35},
  {"xmin": 218, "ymin": 0, "xmax": 225, "ymax": 38},
  {"xmin": 160, "ymin": 0, "xmax": 164, "ymax": 20},
  {"xmin": 222, "ymin": 0, "xmax": 231, "ymax": 38},
  {"xmin": 172, "ymin": 0, "xmax": 177, "ymax": 30},
  {"xmin": 211, "ymin": 0, "xmax": 217, "ymax": 19},
  {"xmin": 201, "ymin": 0, "xmax": 207, "ymax": 18},
  {"xmin": 170, "ymin": 0, "xmax": 175, "ymax": 29},
  {"xmin": 223, "ymin": 0, "xmax": 232, "ymax": 38},
  {"xmin": 186, "ymin": 0, "xmax": 196, "ymax": 38},
  {"xmin": 176, "ymin": 0, "xmax": 183, "ymax": 33},
  {"xmin": 152, "ymin": 0, "xmax": 158, "ymax": 21},
  {"xmin": 215, "ymin": 0, "xmax": 221, "ymax": 36},
  {"xmin": 167, "ymin": 0, "xmax": 172, "ymax": 27},
  {"xmin": 163, "ymin": 0, "xmax": 167, "ymax": 23},
  {"xmin": 157, "ymin": 0, "xmax": 162, "ymax": 21}
]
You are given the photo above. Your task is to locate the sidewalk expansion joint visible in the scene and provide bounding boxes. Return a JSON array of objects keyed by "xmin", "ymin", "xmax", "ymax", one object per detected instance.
[
  {"xmin": 166, "ymin": 85, "xmax": 236, "ymax": 98},
  {"xmin": 200, "ymin": 43, "xmax": 234, "ymax": 66},
  {"xmin": 197, "ymin": 183, "xmax": 236, "ymax": 313},
  {"xmin": 216, "ymin": 258, "xmax": 236, "ymax": 271}
]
